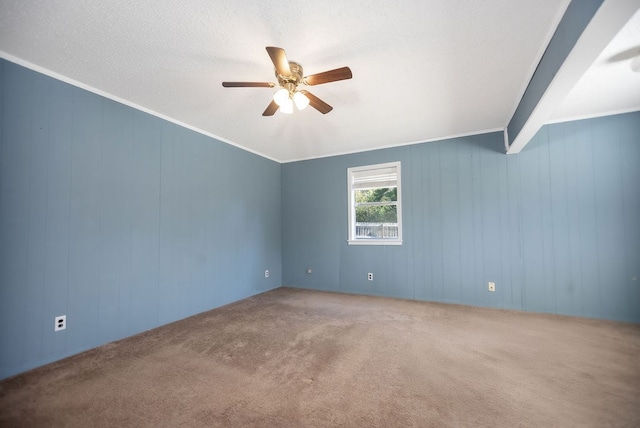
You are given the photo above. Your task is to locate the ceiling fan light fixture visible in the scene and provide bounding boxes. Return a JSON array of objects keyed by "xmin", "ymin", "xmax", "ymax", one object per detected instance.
[
  {"xmin": 222, "ymin": 46, "xmax": 352, "ymax": 116},
  {"xmin": 273, "ymin": 88, "xmax": 290, "ymax": 106},
  {"xmin": 293, "ymin": 91, "xmax": 310, "ymax": 110},
  {"xmin": 280, "ymin": 98, "xmax": 294, "ymax": 114}
]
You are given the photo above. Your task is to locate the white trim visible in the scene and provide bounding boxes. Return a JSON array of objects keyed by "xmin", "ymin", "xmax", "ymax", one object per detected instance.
[
  {"xmin": 347, "ymin": 161, "xmax": 402, "ymax": 246},
  {"xmin": 283, "ymin": 128, "xmax": 504, "ymax": 164},
  {"xmin": 347, "ymin": 240, "xmax": 403, "ymax": 246},
  {"xmin": 546, "ymin": 107, "xmax": 640, "ymax": 125},
  {"xmin": 2, "ymin": 53, "xmax": 509, "ymax": 165},
  {"xmin": 503, "ymin": 127, "xmax": 510, "ymax": 153},
  {"xmin": 0, "ymin": 51, "xmax": 281, "ymax": 163}
]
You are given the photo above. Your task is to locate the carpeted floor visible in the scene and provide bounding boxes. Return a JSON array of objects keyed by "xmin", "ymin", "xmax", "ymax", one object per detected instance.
[{"xmin": 1, "ymin": 287, "xmax": 639, "ymax": 427}]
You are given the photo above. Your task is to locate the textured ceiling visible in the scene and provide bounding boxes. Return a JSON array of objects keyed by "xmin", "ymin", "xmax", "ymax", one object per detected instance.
[{"xmin": 0, "ymin": 0, "xmax": 637, "ymax": 162}]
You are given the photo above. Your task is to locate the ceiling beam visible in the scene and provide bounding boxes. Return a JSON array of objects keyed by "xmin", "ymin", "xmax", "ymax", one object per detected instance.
[{"xmin": 505, "ymin": 0, "xmax": 638, "ymax": 154}]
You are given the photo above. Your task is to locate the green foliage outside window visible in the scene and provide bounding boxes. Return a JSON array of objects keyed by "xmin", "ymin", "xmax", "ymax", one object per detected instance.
[{"xmin": 355, "ymin": 187, "xmax": 398, "ymax": 223}]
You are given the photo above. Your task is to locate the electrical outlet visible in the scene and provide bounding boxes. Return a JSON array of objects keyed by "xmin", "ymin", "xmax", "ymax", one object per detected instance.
[
  {"xmin": 55, "ymin": 315, "xmax": 66, "ymax": 331},
  {"xmin": 488, "ymin": 282, "xmax": 496, "ymax": 292},
  {"xmin": 264, "ymin": 270, "xmax": 270, "ymax": 278},
  {"xmin": 367, "ymin": 273, "xmax": 374, "ymax": 281}
]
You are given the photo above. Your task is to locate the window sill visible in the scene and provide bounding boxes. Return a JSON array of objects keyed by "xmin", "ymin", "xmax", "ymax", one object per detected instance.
[{"xmin": 347, "ymin": 239, "xmax": 403, "ymax": 246}]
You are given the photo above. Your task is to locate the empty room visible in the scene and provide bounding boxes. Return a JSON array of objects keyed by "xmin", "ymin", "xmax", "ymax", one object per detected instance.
[{"xmin": 1, "ymin": 0, "xmax": 639, "ymax": 426}]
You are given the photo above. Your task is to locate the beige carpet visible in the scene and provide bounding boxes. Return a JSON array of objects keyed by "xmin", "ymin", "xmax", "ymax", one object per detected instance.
[{"xmin": 1, "ymin": 287, "xmax": 639, "ymax": 427}]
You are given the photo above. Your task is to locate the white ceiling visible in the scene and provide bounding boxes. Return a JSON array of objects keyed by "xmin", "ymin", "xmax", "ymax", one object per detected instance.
[
  {"xmin": 0, "ymin": 0, "xmax": 638, "ymax": 162},
  {"xmin": 551, "ymin": 7, "xmax": 640, "ymax": 122}
]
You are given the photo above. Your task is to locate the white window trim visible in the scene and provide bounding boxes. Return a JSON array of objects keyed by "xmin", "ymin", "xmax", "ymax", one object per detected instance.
[{"xmin": 347, "ymin": 161, "xmax": 403, "ymax": 246}]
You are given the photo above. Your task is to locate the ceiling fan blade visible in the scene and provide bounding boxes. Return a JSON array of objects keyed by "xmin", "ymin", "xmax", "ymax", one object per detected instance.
[
  {"xmin": 266, "ymin": 46, "xmax": 291, "ymax": 77},
  {"xmin": 300, "ymin": 90, "xmax": 333, "ymax": 114},
  {"xmin": 262, "ymin": 100, "xmax": 279, "ymax": 116},
  {"xmin": 222, "ymin": 82, "xmax": 274, "ymax": 88},
  {"xmin": 304, "ymin": 67, "xmax": 352, "ymax": 86}
]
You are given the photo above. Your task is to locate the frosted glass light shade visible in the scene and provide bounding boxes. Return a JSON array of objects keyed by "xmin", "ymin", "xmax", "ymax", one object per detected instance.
[
  {"xmin": 293, "ymin": 91, "xmax": 310, "ymax": 110},
  {"xmin": 273, "ymin": 88, "xmax": 290, "ymax": 106},
  {"xmin": 280, "ymin": 98, "xmax": 294, "ymax": 114}
]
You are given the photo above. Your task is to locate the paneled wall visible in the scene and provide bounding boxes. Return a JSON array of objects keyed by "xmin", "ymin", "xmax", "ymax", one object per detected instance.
[
  {"xmin": 0, "ymin": 60, "xmax": 282, "ymax": 379},
  {"xmin": 2, "ymin": 56, "xmax": 638, "ymax": 380},
  {"xmin": 282, "ymin": 112, "xmax": 640, "ymax": 322}
]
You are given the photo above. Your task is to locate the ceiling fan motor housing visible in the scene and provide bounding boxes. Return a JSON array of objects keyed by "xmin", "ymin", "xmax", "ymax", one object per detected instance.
[{"xmin": 277, "ymin": 62, "xmax": 304, "ymax": 92}]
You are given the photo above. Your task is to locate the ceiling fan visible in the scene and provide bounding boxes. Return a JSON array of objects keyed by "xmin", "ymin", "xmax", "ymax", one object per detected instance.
[{"xmin": 222, "ymin": 46, "xmax": 352, "ymax": 116}]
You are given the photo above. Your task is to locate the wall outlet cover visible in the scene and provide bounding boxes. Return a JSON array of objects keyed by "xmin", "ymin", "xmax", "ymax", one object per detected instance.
[{"xmin": 55, "ymin": 315, "xmax": 66, "ymax": 331}]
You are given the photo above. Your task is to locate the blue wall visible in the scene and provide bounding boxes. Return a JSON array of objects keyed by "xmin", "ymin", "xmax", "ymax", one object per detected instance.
[
  {"xmin": 0, "ymin": 59, "xmax": 282, "ymax": 379},
  {"xmin": 282, "ymin": 112, "xmax": 640, "ymax": 323},
  {"xmin": 2, "ymin": 57, "xmax": 639, "ymax": 380}
]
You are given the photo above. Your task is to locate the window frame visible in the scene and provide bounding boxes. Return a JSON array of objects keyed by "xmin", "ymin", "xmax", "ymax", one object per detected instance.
[{"xmin": 347, "ymin": 161, "xmax": 403, "ymax": 246}]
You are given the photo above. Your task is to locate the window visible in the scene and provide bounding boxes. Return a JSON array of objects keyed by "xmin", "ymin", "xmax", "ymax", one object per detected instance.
[{"xmin": 347, "ymin": 161, "xmax": 402, "ymax": 245}]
